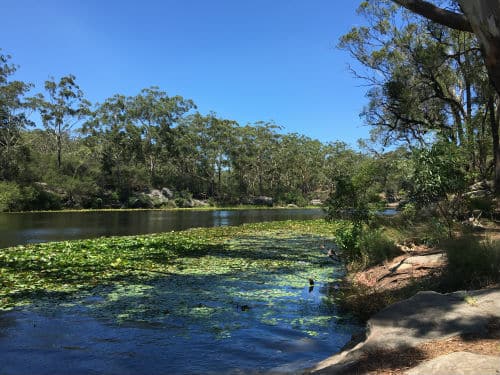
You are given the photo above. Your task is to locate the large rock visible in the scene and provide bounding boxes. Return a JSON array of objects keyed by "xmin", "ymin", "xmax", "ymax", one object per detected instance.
[
  {"xmin": 405, "ymin": 352, "xmax": 500, "ymax": 375},
  {"xmin": 308, "ymin": 288, "xmax": 500, "ymax": 374},
  {"xmin": 252, "ymin": 196, "xmax": 273, "ymax": 206},
  {"xmin": 465, "ymin": 180, "xmax": 494, "ymax": 199},
  {"xmin": 310, "ymin": 199, "xmax": 323, "ymax": 206},
  {"xmin": 161, "ymin": 187, "xmax": 174, "ymax": 199},
  {"xmin": 192, "ymin": 199, "xmax": 210, "ymax": 207},
  {"xmin": 147, "ymin": 189, "xmax": 169, "ymax": 207}
]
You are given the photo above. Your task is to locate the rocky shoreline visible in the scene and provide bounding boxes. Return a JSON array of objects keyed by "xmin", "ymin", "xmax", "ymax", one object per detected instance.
[{"xmin": 306, "ymin": 287, "xmax": 500, "ymax": 374}]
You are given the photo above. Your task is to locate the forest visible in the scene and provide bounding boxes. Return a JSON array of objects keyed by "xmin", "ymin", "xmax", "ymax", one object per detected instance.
[
  {"xmin": 0, "ymin": 53, "xmax": 405, "ymax": 212},
  {"xmin": 0, "ymin": 0, "xmax": 499, "ymax": 219},
  {"xmin": 0, "ymin": 57, "xmax": 354, "ymax": 211}
]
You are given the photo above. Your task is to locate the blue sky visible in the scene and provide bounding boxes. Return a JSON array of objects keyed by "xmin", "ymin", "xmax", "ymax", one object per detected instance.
[{"xmin": 3, "ymin": 0, "xmax": 368, "ymax": 146}]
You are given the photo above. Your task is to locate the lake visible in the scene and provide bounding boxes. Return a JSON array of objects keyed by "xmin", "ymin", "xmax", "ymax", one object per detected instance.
[
  {"xmin": 0, "ymin": 208, "xmax": 324, "ymax": 248},
  {"xmin": 0, "ymin": 219, "xmax": 362, "ymax": 374}
]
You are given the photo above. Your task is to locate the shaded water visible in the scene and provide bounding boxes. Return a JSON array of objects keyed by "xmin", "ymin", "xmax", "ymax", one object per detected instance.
[
  {"xmin": 0, "ymin": 233, "xmax": 360, "ymax": 374},
  {"xmin": 0, "ymin": 209, "xmax": 323, "ymax": 248}
]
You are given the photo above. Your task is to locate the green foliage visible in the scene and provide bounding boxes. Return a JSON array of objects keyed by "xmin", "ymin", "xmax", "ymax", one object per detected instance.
[
  {"xmin": 277, "ymin": 190, "xmax": 308, "ymax": 207},
  {"xmin": 128, "ymin": 194, "xmax": 153, "ymax": 209},
  {"xmin": 0, "ymin": 181, "xmax": 21, "ymax": 211},
  {"xmin": 334, "ymin": 222, "xmax": 363, "ymax": 263},
  {"xmin": 408, "ymin": 141, "xmax": 468, "ymax": 237},
  {"xmin": 410, "ymin": 142, "xmax": 467, "ymax": 206},
  {"xmin": 441, "ymin": 236, "xmax": 500, "ymax": 290},
  {"xmin": 356, "ymin": 228, "xmax": 400, "ymax": 267},
  {"xmin": 334, "ymin": 222, "xmax": 399, "ymax": 268},
  {"xmin": 0, "ymin": 52, "xmax": 34, "ymax": 181}
]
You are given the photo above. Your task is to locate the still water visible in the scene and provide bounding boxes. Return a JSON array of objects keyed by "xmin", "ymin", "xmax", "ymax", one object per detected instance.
[
  {"xmin": 0, "ymin": 209, "xmax": 362, "ymax": 374},
  {"xmin": 0, "ymin": 208, "xmax": 324, "ymax": 248}
]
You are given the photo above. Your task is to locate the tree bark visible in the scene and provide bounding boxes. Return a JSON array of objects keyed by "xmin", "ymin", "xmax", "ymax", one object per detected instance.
[
  {"xmin": 487, "ymin": 95, "xmax": 500, "ymax": 198},
  {"xmin": 392, "ymin": 0, "xmax": 472, "ymax": 32},
  {"xmin": 458, "ymin": 1, "xmax": 500, "ymax": 96}
]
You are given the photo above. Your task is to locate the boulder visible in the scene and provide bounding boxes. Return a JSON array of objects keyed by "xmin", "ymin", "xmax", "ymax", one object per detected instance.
[
  {"xmin": 161, "ymin": 187, "xmax": 174, "ymax": 199},
  {"xmin": 146, "ymin": 189, "xmax": 169, "ymax": 207},
  {"xmin": 310, "ymin": 199, "xmax": 323, "ymax": 206},
  {"xmin": 192, "ymin": 199, "xmax": 210, "ymax": 207},
  {"xmin": 405, "ymin": 352, "xmax": 500, "ymax": 375},
  {"xmin": 252, "ymin": 196, "xmax": 273, "ymax": 206},
  {"xmin": 308, "ymin": 288, "xmax": 500, "ymax": 374}
]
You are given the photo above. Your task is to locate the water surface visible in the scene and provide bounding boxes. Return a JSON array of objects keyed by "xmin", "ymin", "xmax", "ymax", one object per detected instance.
[
  {"xmin": 0, "ymin": 232, "xmax": 360, "ymax": 374},
  {"xmin": 0, "ymin": 208, "xmax": 323, "ymax": 248}
]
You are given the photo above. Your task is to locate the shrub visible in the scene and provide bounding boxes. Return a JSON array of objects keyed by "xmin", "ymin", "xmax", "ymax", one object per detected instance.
[
  {"xmin": 0, "ymin": 181, "xmax": 22, "ymax": 211},
  {"xmin": 334, "ymin": 222, "xmax": 363, "ymax": 262},
  {"xmin": 441, "ymin": 236, "xmax": 500, "ymax": 290},
  {"xmin": 334, "ymin": 222, "xmax": 400, "ymax": 268},
  {"xmin": 357, "ymin": 229, "xmax": 401, "ymax": 268}
]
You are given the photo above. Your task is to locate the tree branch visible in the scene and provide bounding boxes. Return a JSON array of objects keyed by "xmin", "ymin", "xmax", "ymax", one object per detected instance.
[{"xmin": 392, "ymin": 0, "xmax": 473, "ymax": 32}]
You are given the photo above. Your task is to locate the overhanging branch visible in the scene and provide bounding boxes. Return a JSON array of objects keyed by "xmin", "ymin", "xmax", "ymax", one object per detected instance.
[{"xmin": 392, "ymin": 0, "xmax": 473, "ymax": 32}]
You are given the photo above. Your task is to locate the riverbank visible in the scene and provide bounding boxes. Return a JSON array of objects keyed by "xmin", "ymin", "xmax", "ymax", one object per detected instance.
[{"xmin": 309, "ymin": 221, "xmax": 500, "ymax": 374}]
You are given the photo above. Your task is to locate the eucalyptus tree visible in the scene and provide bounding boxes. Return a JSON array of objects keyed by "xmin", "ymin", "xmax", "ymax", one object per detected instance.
[
  {"xmin": 82, "ymin": 94, "xmax": 147, "ymax": 198},
  {"xmin": 231, "ymin": 122, "xmax": 282, "ymax": 197},
  {"xmin": 30, "ymin": 75, "xmax": 90, "ymax": 169},
  {"xmin": 0, "ymin": 53, "xmax": 33, "ymax": 181},
  {"xmin": 275, "ymin": 133, "xmax": 328, "ymax": 201},
  {"xmin": 387, "ymin": 0, "xmax": 500, "ymax": 190},
  {"xmin": 127, "ymin": 87, "xmax": 195, "ymax": 185},
  {"xmin": 340, "ymin": 1, "xmax": 496, "ymax": 186},
  {"xmin": 182, "ymin": 112, "xmax": 238, "ymax": 198},
  {"xmin": 390, "ymin": 0, "xmax": 500, "ymax": 96}
]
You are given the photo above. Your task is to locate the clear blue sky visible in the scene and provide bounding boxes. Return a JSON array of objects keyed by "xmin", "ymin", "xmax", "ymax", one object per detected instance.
[{"xmin": 3, "ymin": 0, "xmax": 368, "ymax": 145}]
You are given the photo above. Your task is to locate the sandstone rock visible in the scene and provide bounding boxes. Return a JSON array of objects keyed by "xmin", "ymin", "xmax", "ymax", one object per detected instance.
[
  {"xmin": 146, "ymin": 189, "xmax": 169, "ymax": 207},
  {"xmin": 308, "ymin": 288, "xmax": 500, "ymax": 374},
  {"xmin": 161, "ymin": 187, "xmax": 174, "ymax": 199},
  {"xmin": 405, "ymin": 352, "xmax": 500, "ymax": 375},
  {"xmin": 310, "ymin": 199, "xmax": 323, "ymax": 206},
  {"xmin": 192, "ymin": 199, "xmax": 209, "ymax": 207},
  {"xmin": 252, "ymin": 196, "xmax": 273, "ymax": 206}
]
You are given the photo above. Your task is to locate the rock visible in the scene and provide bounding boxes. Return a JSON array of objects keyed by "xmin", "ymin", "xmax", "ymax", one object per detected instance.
[
  {"xmin": 469, "ymin": 180, "xmax": 493, "ymax": 192},
  {"xmin": 465, "ymin": 180, "xmax": 494, "ymax": 199},
  {"xmin": 462, "ymin": 217, "xmax": 487, "ymax": 231},
  {"xmin": 287, "ymin": 203, "xmax": 298, "ymax": 208},
  {"xmin": 465, "ymin": 189, "xmax": 492, "ymax": 199},
  {"xmin": 405, "ymin": 352, "xmax": 500, "ymax": 375},
  {"xmin": 161, "ymin": 187, "xmax": 174, "ymax": 199},
  {"xmin": 308, "ymin": 288, "xmax": 500, "ymax": 374},
  {"xmin": 252, "ymin": 196, "xmax": 273, "ymax": 206},
  {"xmin": 310, "ymin": 199, "xmax": 323, "ymax": 206},
  {"xmin": 191, "ymin": 199, "xmax": 209, "ymax": 207},
  {"xmin": 145, "ymin": 189, "xmax": 169, "ymax": 207}
]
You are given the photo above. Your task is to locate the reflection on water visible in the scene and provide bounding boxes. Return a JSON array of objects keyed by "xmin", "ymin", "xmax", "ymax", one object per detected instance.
[{"xmin": 0, "ymin": 209, "xmax": 324, "ymax": 248}]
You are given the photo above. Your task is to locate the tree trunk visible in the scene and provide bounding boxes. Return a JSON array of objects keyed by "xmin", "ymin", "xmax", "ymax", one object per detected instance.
[
  {"xmin": 57, "ymin": 134, "xmax": 62, "ymax": 169},
  {"xmin": 458, "ymin": 1, "xmax": 500, "ymax": 95},
  {"xmin": 489, "ymin": 95, "xmax": 500, "ymax": 198}
]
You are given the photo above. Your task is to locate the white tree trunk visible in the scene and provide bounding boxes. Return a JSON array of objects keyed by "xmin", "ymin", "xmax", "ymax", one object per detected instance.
[{"xmin": 458, "ymin": 0, "xmax": 500, "ymax": 94}]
